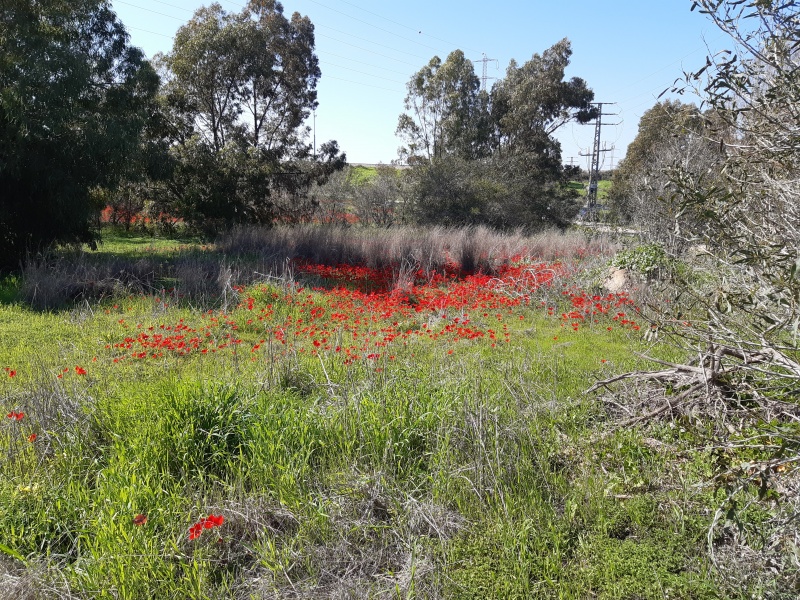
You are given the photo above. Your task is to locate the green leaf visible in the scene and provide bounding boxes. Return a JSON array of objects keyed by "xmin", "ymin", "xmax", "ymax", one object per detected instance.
[{"xmin": 0, "ymin": 543, "xmax": 27, "ymax": 565}]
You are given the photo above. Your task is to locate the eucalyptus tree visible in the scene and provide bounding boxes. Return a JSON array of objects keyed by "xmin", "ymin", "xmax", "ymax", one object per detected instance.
[
  {"xmin": 159, "ymin": 0, "xmax": 344, "ymax": 232},
  {"xmin": 398, "ymin": 39, "xmax": 595, "ymax": 229},
  {"xmin": 396, "ymin": 49, "xmax": 487, "ymax": 161},
  {"xmin": 0, "ymin": 0, "xmax": 159, "ymax": 267},
  {"xmin": 489, "ymin": 38, "xmax": 595, "ymax": 157}
]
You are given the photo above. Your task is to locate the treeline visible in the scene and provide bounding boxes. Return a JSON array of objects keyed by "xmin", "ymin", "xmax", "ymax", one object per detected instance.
[
  {"xmin": 1, "ymin": 0, "xmax": 599, "ymax": 270},
  {"xmin": 0, "ymin": 0, "xmax": 344, "ymax": 269}
]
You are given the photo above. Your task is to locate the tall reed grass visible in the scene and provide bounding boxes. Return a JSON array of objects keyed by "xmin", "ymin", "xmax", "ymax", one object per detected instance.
[{"xmin": 19, "ymin": 225, "xmax": 616, "ymax": 309}]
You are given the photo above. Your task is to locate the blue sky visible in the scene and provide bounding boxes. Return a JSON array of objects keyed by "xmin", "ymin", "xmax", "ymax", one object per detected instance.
[{"xmin": 110, "ymin": 0, "xmax": 725, "ymax": 166}]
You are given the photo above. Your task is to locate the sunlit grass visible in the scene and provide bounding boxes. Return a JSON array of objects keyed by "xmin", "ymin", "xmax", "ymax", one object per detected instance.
[{"xmin": 0, "ymin": 229, "xmax": 733, "ymax": 598}]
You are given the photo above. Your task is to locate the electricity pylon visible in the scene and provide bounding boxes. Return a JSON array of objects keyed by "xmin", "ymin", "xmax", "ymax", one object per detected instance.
[
  {"xmin": 475, "ymin": 53, "xmax": 498, "ymax": 91},
  {"xmin": 579, "ymin": 102, "xmax": 617, "ymax": 217}
]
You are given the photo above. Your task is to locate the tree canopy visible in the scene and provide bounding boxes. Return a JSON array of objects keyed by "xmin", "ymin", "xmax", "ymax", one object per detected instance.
[
  {"xmin": 156, "ymin": 0, "xmax": 345, "ymax": 233},
  {"xmin": 607, "ymin": 99, "xmax": 720, "ymax": 248},
  {"xmin": 397, "ymin": 39, "xmax": 595, "ymax": 230},
  {"xmin": 0, "ymin": 0, "xmax": 158, "ymax": 267}
]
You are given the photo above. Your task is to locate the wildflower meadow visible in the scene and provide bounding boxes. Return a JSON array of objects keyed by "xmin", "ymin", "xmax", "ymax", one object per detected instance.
[{"xmin": 0, "ymin": 227, "xmax": 735, "ymax": 598}]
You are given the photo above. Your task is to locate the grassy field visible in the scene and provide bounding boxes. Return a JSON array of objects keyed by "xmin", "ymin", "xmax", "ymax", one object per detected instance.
[
  {"xmin": 569, "ymin": 180, "xmax": 612, "ymax": 201},
  {"xmin": 0, "ymin": 227, "xmax": 774, "ymax": 598}
]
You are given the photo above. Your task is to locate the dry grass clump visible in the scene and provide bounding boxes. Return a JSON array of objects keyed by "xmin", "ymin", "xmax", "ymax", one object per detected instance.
[
  {"xmin": 217, "ymin": 224, "xmax": 614, "ymax": 275},
  {"xmin": 20, "ymin": 254, "xmax": 157, "ymax": 310},
  {"xmin": 229, "ymin": 475, "xmax": 461, "ymax": 599},
  {"xmin": 0, "ymin": 560, "xmax": 75, "ymax": 600},
  {"xmin": 17, "ymin": 225, "xmax": 613, "ymax": 310}
]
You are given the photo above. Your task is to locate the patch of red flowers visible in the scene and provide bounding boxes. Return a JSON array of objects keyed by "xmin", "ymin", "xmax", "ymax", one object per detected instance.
[
  {"xmin": 188, "ymin": 514, "xmax": 224, "ymax": 540},
  {"xmin": 4, "ymin": 367, "xmax": 16, "ymax": 378},
  {"xmin": 75, "ymin": 366, "xmax": 87, "ymax": 376},
  {"xmin": 6, "ymin": 411, "xmax": 24, "ymax": 421},
  {"xmin": 103, "ymin": 257, "xmax": 645, "ymax": 370}
]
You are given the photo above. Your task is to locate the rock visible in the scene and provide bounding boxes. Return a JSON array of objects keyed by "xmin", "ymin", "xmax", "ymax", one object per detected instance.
[{"xmin": 603, "ymin": 267, "xmax": 631, "ymax": 293}]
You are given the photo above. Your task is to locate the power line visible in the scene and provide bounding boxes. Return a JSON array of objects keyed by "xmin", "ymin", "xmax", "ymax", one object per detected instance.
[
  {"xmin": 335, "ymin": 0, "xmax": 482, "ymax": 53},
  {"xmin": 114, "ymin": 0, "xmax": 185, "ymax": 21},
  {"xmin": 319, "ymin": 61, "xmax": 406, "ymax": 85},
  {"xmin": 126, "ymin": 25, "xmax": 173, "ymax": 39},
  {"xmin": 147, "ymin": 0, "xmax": 195, "ymax": 13},
  {"xmin": 322, "ymin": 75, "xmax": 401, "ymax": 93},
  {"xmin": 323, "ymin": 51, "xmax": 412, "ymax": 77},
  {"xmin": 316, "ymin": 23, "xmax": 431, "ymax": 60},
  {"xmin": 315, "ymin": 32, "xmax": 419, "ymax": 67},
  {"xmin": 114, "ymin": 0, "xmax": 423, "ymax": 75},
  {"xmin": 113, "ymin": 0, "xmax": 432, "ymax": 92},
  {"xmin": 116, "ymin": 1, "xmax": 430, "ymax": 64},
  {"xmin": 304, "ymin": 0, "xmax": 448, "ymax": 55}
]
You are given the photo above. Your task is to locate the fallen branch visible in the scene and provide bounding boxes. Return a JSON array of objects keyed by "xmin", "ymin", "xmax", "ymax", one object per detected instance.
[{"xmin": 591, "ymin": 382, "xmax": 706, "ymax": 440}]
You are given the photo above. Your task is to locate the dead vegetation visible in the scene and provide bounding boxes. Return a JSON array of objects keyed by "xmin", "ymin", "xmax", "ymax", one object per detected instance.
[{"xmin": 19, "ymin": 226, "xmax": 614, "ymax": 310}]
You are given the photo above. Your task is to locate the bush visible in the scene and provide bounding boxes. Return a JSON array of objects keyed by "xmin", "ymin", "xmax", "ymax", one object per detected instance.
[{"xmin": 611, "ymin": 244, "xmax": 670, "ymax": 278}]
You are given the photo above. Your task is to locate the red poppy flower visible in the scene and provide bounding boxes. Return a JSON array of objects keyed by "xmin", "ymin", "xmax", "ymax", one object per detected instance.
[
  {"xmin": 75, "ymin": 366, "xmax": 87, "ymax": 375},
  {"xmin": 8, "ymin": 370, "xmax": 16, "ymax": 378},
  {"xmin": 6, "ymin": 411, "xmax": 24, "ymax": 421},
  {"xmin": 133, "ymin": 514, "xmax": 147, "ymax": 526},
  {"xmin": 188, "ymin": 514, "xmax": 224, "ymax": 540},
  {"xmin": 206, "ymin": 514, "xmax": 224, "ymax": 527},
  {"xmin": 27, "ymin": 433, "xmax": 37, "ymax": 442}
]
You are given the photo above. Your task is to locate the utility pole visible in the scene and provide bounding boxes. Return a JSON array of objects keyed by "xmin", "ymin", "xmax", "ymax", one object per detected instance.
[
  {"xmin": 475, "ymin": 53, "xmax": 498, "ymax": 91},
  {"xmin": 579, "ymin": 102, "xmax": 618, "ymax": 217}
]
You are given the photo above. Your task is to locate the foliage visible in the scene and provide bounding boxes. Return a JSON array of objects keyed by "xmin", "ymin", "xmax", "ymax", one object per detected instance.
[
  {"xmin": 608, "ymin": 100, "xmax": 720, "ymax": 251},
  {"xmin": 154, "ymin": 0, "xmax": 345, "ymax": 234},
  {"xmin": 611, "ymin": 1, "xmax": 800, "ymax": 589},
  {"xmin": 0, "ymin": 0, "xmax": 159, "ymax": 269},
  {"xmin": 489, "ymin": 39, "xmax": 596, "ymax": 154},
  {"xmin": 398, "ymin": 39, "xmax": 595, "ymax": 230},
  {"xmin": 611, "ymin": 243, "xmax": 670, "ymax": 277},
  {"xmin": 406, "ymin": 154, "xmax": 581, "ymax": 230},
  {"xmin": 159, "ymin": 383, "xmax": 256, "ymax": 483},
  {"xmin": 352, "ymin": 164, "xmax": 404, "ymax": 226},
  {"xmin": 396, "ymin": 49, "xmax": 487, "ymax": 161}
]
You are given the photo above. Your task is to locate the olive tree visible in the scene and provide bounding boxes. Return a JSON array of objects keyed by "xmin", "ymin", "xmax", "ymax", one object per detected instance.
[{"xmin": 607, "ymin": 2, "xmax": 800, "ymax": 588}]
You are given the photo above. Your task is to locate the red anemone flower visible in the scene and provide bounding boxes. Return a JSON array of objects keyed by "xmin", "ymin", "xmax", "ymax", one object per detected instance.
[
  {"xmin": 188, "ymin": 514, "xmax": 224, "ymax": 540},
  {"xmin": 28, "ymin": 433, "xmax": 37, "ymax": 442}
]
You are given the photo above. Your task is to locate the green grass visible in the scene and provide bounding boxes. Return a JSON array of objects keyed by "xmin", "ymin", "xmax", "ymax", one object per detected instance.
[
  {"xmin": 90, "ymin": 227, "xmax": 205, "ymax": 259},
  {"xmin": 349, "ymin": 165, "xmax": 379, "ymax": 185},
  {"xmin": 570, "ymin": 179, "xmax": 612, "ymax": 201},
  {"xmin": 0, "ymin": 231, "xmax": 749, "ymax": 598}
]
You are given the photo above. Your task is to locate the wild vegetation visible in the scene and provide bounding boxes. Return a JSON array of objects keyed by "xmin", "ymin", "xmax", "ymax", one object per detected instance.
[
  {"xmin": 395, "ymin": 41, "xmax": 591, "ymax": 229},
  {"xmin": 0, "ymin": 226, "xmax": 732, "ymax": 599},
  {"xmin": 2, "ymin": 0, "xmax": 800, "ymax": 597}
]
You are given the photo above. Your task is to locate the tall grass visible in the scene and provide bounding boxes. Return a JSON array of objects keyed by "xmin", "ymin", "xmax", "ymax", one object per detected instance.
[
  {"xmin": 217, "ymin": 224, "xmax": 615, "ymax": 272},
  {"xmin": 19, "ymin": 225, "xmax": 615, "ymax": 310},
  {"xmin": 1, "ymin": 226, "xmax": 765, "ymax": 598}
]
